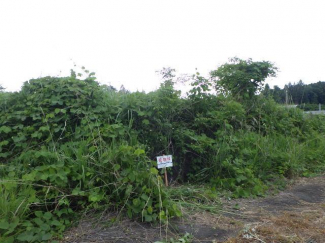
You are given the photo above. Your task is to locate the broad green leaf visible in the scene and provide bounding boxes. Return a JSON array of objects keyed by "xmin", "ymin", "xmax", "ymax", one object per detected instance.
[
  {"xmin": 40, "ymin": 223, "xmax": 50, "ymax": 231},
  {"xmin": 150, "ymin": 168, "xmax": 158, "ymax": 175},
  {"xmin": 113, "ymin": 164, "xmax": 120, "ymax": 171},
  {"xmin": 17, "ymin": 231, "xmax": 34, "ymax": 242},
  {"xmin": 145, "ymin": 215, "xmax": 152, "ymax": 222},
  {"xmin": 0, "ymin": 126, "xmax": 11, "ymax": 134},
  {"xmin": 0, "ymin": 220, "xmax": 9, "ymax": 230},
  {"xmin": 43, "ymin": 212, "xmax": 52, "ymax": 220},
  {"xmin": 51, "ymin": 220, "xmax": 62, "ymax": 226},
  {"xmin": 147, "ymin": 206, "xmax": 153, "ymax": 214},
  {"xmin": 41, "ymin": 232, "xmax": 52, "ymax": 241},
  {"xmin": 33, "ymin": 217, "xmax": 44, "ymax": 226},
  {"xmin": 134, "ymin": 149, "xmax": 145, "ymax": 156},
  {"xmin": 142, "ymin": 119, "xmax": 150, "ymax": 125},
  {"xmin": 141, "ymin": 194, "xmax": 149, "ymax": 201}
]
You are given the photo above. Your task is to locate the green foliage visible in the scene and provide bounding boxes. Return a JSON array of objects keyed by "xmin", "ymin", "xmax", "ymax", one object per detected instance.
[
  {"xmin": 0, "ymin": 74, "xmax": 179, "ymax": 242},
  {"xmin": 210, "ymin": 57, "xmax": 277, "ymax": 100},
  {"xmin": 1, "ymin": 61, "xmax": 325, "ymax": 242}
]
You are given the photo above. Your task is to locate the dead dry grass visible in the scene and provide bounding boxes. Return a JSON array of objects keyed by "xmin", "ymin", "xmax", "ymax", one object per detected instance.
[{"xmin": 224, "ymin": 209, "xmax": 325, "ymax": 242}]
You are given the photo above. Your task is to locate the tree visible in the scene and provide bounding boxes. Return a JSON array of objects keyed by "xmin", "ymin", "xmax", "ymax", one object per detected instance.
[
  {"xmin": 101, "ymin": 84, "xmax": 117, "ymax": 92},
  {"xmin": 272, "ymin": 85, "xmax": 285, "ymax": 103},
  {"xmin": 262, "ymin": 83, "xmax": 271, "ymax": 97},
  {"xmin": 119, "ymin": 85, "xmax": 130, "ymax": 94},
  {"xmin": 210, "ymin": 58, "xmax": 277, "ymax": 100}
]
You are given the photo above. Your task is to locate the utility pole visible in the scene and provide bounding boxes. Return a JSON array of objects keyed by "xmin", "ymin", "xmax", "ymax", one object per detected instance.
[{"xmin": 285, "ymin": 89, "xmax": 288, "ymax": 106}]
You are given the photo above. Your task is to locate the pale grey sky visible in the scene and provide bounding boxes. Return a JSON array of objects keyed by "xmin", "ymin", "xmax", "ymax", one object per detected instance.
[{"xmin": 0, "ymin": 0, "xmax": 324, "ymax": 92}]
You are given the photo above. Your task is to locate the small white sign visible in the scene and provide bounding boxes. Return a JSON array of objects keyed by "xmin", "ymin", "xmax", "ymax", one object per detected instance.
[{"xmin": 157, "ymin": 155, "xmax": 173, "ymax": 169}]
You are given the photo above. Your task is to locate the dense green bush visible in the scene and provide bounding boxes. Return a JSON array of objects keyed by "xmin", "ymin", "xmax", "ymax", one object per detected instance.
[
  {"xmin": 1, "ymin": 59, "xmax": 325, "ymax": 241},
  {"xmin": 0, "ymin": 75, "xmax": 180, "ymax": 242}
]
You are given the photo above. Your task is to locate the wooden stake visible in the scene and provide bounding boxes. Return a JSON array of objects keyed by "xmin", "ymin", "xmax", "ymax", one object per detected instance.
[{"xmin": 164, "ymin": 168, "xmax": 168, "ymax": 187}]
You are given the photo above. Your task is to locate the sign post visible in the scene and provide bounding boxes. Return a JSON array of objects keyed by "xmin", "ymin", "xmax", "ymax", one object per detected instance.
[{"xmin": 156, "ymin": 155, "xmax": 173, "ymax": 186}]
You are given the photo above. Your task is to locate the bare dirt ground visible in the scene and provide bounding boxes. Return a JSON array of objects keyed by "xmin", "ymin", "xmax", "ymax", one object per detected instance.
[{"xmin": 63, "ymin": 175, "xmax": 325, "ymax": 243}]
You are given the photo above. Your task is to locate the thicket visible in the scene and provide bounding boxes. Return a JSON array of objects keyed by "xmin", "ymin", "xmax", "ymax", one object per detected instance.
[{"xmin": 1, "ymin": 59, "xmax": 325, "ymax": 242}]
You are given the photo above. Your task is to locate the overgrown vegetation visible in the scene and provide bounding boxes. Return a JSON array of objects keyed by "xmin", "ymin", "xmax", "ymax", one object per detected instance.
[{"xmin": 1, "ymin": 59, "xmax": 325, "ymax": 242}]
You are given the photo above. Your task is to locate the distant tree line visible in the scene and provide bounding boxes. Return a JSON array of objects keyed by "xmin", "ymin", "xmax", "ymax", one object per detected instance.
[{"xmin": 263, "ymin": 80, "xmax": 325, "ymax": 105}]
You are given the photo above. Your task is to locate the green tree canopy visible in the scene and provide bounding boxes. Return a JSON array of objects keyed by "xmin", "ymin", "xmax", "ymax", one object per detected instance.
[{"xmin": 210, "ymin": 58, "xmax": 277, "ymax": 100}]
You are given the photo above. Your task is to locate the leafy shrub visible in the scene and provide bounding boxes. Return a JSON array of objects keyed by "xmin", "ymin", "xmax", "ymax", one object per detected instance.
[
  {"xmin": 1, "ymin": 60, "xmax": 325, "ymax": 241},
  {"xmin": 0, "ymin": 75, "xmax": 180, "ymax": 242}
]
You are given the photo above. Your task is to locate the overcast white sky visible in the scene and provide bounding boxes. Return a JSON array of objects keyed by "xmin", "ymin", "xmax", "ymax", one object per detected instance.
[{"xmin": 0, "ymin": 0, "xmax": 324, "ymax": 92}]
